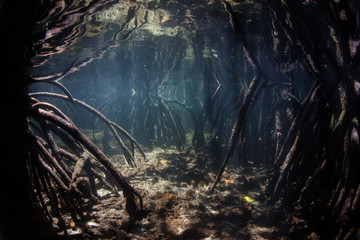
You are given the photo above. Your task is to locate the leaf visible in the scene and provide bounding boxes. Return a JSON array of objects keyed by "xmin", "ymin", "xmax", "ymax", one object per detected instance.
[{"xmin": 243, "ymin": 196, "xmax": 255, "ymax": 203}]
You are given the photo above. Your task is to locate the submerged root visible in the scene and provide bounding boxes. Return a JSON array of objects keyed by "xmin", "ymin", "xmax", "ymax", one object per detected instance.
[{"xmin": 25, "ymin": 94, "xmax": 144, "ymax": 233}]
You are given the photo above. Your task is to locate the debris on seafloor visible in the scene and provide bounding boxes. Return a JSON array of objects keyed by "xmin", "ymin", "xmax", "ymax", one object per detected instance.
[
  {"xmin": 77, "ymin": 147, "xmax": 306, "ymax": 239},
  {"xmin": 222, "ymin": 178, "xmax": 235, "ymax": 185},
  {"xmin": 243, "ymin": 195, "xmax": 255, "ymax": 203},
  {"xmin": 162, "ymin": 192, "xmax": 176, "ymax": 202}
]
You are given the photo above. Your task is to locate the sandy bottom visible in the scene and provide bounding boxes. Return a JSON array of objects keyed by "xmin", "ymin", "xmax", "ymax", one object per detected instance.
[{"xmin": 59, "ymin": 147, "xmax": 310, "ymax": 240}]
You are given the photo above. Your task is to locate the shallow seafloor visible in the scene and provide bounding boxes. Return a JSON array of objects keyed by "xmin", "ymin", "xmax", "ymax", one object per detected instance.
[{"xmin": 58, "ymin": 145, "xmax": 312, "ymax": 240}]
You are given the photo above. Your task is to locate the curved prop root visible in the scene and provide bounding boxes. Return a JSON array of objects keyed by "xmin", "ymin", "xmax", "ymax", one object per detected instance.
[
  {"xmin": 27, "ymin": 105, "xmax": 143, "ymax": 219},
  {"xmin": 30, "ymin": 92, "xmax": 146, "ymax": 166}
]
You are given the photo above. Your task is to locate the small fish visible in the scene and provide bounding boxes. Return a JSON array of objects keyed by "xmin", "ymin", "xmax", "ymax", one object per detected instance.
[{"xmin": 131, "ymin": 88, "xmax": 136, "ymax": 96}]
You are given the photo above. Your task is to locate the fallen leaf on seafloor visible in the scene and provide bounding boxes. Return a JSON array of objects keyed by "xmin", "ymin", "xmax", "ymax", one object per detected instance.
[
  {"xmin": 243, "ymin": 196, "xmax": 255, "ymax": 203},
  {"xmin": 70, "ymin": 221, "xmax": 76, "ymax": 228},
  {"xmin": 160, "ymin": 159, "xmax": 168, "ymax": 164},
  {"xmin": 222, "ymin": 178, "xmax": 234, "ymax": 184},
  {"xmin": 160, "ymin": 17, "xmax": 170, "ymax": 23}
]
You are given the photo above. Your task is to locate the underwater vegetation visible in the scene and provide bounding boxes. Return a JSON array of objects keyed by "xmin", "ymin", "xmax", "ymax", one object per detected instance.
[{"xmin": 1, "ymin": 0, "xmax": 360, "ymax": 239}]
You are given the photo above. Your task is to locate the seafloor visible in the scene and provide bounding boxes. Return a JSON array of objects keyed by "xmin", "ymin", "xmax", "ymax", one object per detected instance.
[{"xmin": 57, "ymin": 142, "xmax": 313, "ymax": 240}]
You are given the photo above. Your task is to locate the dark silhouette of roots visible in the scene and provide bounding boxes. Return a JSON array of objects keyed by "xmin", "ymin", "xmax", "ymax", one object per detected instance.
[{"xmin": 25, "ymin": 92, "xmax": 145, "ymax": 234}]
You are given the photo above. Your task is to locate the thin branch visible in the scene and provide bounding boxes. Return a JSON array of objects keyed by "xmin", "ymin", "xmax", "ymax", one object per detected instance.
[{"xmin": 210, "ymin": 74, "xmax": 265, "ymax": 193}]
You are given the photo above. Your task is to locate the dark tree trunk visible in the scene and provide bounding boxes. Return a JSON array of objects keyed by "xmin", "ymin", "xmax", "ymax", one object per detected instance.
[{"xmin": 0, "ymin": 1, "xmax": 60, "ymax": 239}]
